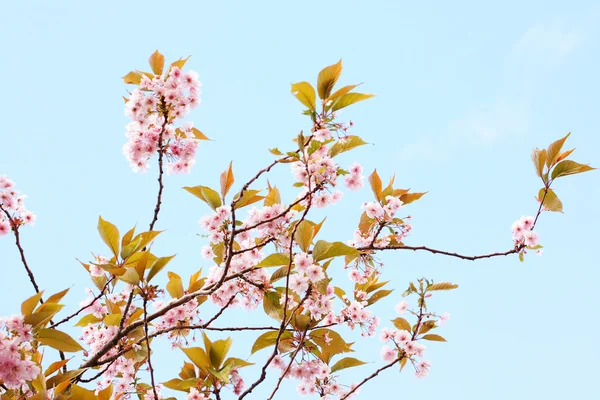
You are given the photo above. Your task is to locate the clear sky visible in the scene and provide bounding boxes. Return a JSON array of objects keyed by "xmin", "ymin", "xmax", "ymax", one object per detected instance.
[{"xmin": 1, "ymin": 1, "xmax": 599, "ymax": 399}]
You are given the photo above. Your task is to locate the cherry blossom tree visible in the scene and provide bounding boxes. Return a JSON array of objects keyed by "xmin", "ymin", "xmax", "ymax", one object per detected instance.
[{"xmin": 0, "ymin": 51, "xmax": 594, "ymax": 399}]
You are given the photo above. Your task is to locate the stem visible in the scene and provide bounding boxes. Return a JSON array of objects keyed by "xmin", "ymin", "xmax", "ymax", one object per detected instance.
[
  {"xmin": 148, "ymin": 104, "xmax": 169, "ymax": 232},
  {"xmin": 142, "ymin": 295, "xmax": 159, "ymax": 400}
]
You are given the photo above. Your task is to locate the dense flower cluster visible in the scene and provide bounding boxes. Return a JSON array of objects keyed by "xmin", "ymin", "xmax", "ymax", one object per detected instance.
[
  {"xmin": 0, "ymin": 315, "xmax": 39, "ymax": 391},
  {"xmin": 270, "ymin": 353, "xmax": 360, "ymax": 399},
  {"xmin": 0, "ymin": 176, "xmax": 35, "ymax": 236},
  {"xmin": 123, "ymin": 66, "xmax": 202, "ymax": 173}
]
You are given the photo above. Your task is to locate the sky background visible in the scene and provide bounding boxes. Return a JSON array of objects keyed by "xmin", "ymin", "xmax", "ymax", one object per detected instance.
[{"xmin": 1, "ymin": 1, "xmax": 599, "ymax": 399}]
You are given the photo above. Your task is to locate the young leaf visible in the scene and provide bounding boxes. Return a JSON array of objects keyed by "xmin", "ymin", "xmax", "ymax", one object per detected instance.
[
  {"xmin": 328, "ymin": 135, "xmax": 368, "ymax": 158},
  {"xmin": 147, "ymin": 255, "xmax": 176, "ymax": 282},
  {"xmin": 170, "ymin": 56, "xmax": 191, "ymax": 71},
  {"xmin": 400, "ymin": 192, "xmax": 427, "ymax": 205},
  {"xmin": 531, "ymin": 148, "xmax": 547, "ymax": 179},
  {"xmin": 312, "ymin": 240, "xmax": 359, "ymax": 262},
  {"xmin": 98, "ymin": 216, "xmax": 120, "ymax": 258},
  {"xmin": 22, "ymin": 291, "xmax": 45, "ymax": 315},
  {"xmin": 538, "ymin": 188, "xmax": 563, "ymax": 213},
  {"xmin": 181, "ymin": 347, "xmax": 210, "ymax": 371},
  {"xmin": 149, "ymin": 50, "xmax": 165, "ymax": 75},
  {"xmin": 295, "ymin": 220, "xmax": 315, "ymax": 252},
  {"xmin": 122, "ymin": 71, "xmax": 142, "ymax": 84},
  {"xmin": 291, "ymin": 82, "xmax": 316, "ymax": 110},
  {"xmin": 546, "ymin": 132, "xmax": 570, "ymax": 168},
  {"xmin": 331, "ymin": 93, "xmax": 374, "ymax": 112},
  {"xmin": 317, "ymin": 59, "xmax": 343, "ymax": 100},
  {"xmin": 368, "ymin": 170, "xmax": 383, "ymax": 201},
  {"xmin": 37, "ymin": 329, "xmax": 84, "ymax": 352},
  {"xmin": 551, "ymin": 160, "xmax": 595, "ymax": 180},
  {"xmin": 392, "ymin": 317, "xmax": 411, "ymax": 332},
  {"xmin": 422, "ymin": 334, "xmax": 447, "ymax": 342},
  {"xmin": 219, "ymin": 162, "xmax": 235, "ymax": 199},
  {"xmin": 330, "ymin": 357, "xmax": 366, "ymax": 373},
  {"xmin": 257, "ymin": 253, "xmax": 290, "ymax": 267},
  {"xmin": 427, "ymin": 282, "xmax": 459, "ymax": 291},
  {"xmin": 166, "ymin": 272, "xmax": 184, "ymax": 298},
  {"xmin": 251, "ymin": 331, "xmax": 293, "ymax": 354}
]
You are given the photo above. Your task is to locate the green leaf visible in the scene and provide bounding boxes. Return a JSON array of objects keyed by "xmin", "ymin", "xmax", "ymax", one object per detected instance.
[
  {"xmin": 98, "ymin": 216, "xmax": 120, "ymax": 258},
  {"xmin": 328, "ymin": 135, "xmax": 368, "ymax": 158},
  {"xmin": 291, "ymin": 82, "xmax": 317, "ymax": 110},
  {"xmin": 427, "ymin": 282, "xmax": 459, "ymax": 291},
  {"xmin": 421, "ymin": 334, "xmax": 447, "ymax": 342},
  {"xmin": 551, "ymin": 160, "xmax": 595, "ymax": 180},
  {"xmin": 392, "ymin": 317, "xmax": 411, "ymax": 332},
  {"xmin": 546, "ymin": 132, "xmax": 570, "ymax": 168},
  {"xmin": 294, "ymin": 220, "xmax": 314, "ymax": 252},
  {"xmin": 331, "ymin": 93, "xmax": 374, "ymax": 112},
  {"xmin": 317, "ymin": 60, "xmax": 343, "ymax": 100},
  {"xmin": 330, "ymin": 357, "xmax": 366, "ymax": 373},
  {"xmin": 22, "ymin": 291, "xmax": 45, "ymax": 315},
  {"xmin": 37, "ymin": 328, "xmax": 84, "ymax": 352},
  {"xmin": 257, "ymin": 253, "xmax": 290, "ymax": 267},
  {"xmin": 208, "ymin": 364, "xmax": 232, "ymax": 384},
  {"xmin": 147, "ymin": 254, "xmax": 176, "ymax": 282},
  {"xmin": 312, "ymin": 240, "xmax": 359, "ymax": 262},
  {"xmin": 538, "ymin": 188, "xmax": 563, "ymax": 213}
]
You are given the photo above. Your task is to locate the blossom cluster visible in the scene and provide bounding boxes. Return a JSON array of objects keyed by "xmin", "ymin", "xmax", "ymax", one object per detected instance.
[
  {"xmin": 123, "ymin": 65, "xmax": 202, "ymax": 174},
  {"xmin": 0, "ymin": 175, "xmax": 35, "ymax": 236},
  {"xmin": 270, "ymin": 355, "xmax": 360, "ymax": 399},
  {"xmin": 511, "ymin": 216, "xmax": 541, "ymax": 252},
  {"xmin": 0, "ymin": 315, "xmax": 39, "ymax": 391}
]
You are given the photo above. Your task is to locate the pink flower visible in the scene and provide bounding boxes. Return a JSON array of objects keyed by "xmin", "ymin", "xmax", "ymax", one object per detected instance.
[
  {"xmin": 523, "ymin": 230, "xmax": 539, "ymax": 247},
  {"xmin": 314, "ymin": 128, "xmax": 333, "ymax": 142},
  {"xmin": 415, "ymin": 360, "xmax": 431, "ymax": 379},
  {"xmin": 438, "ymin": 312, "xmax": 451, "ymax": 326},
  {"xmin": 395, "ymin": 300, "xmax": 408, "ymax": 315},
  {"xmin": 380, "ymin": 346, "xmax": 397, "ymax": 362}
]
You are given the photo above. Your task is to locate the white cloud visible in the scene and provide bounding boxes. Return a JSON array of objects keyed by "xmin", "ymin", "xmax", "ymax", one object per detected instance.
[{"xmin": 513, "ymin": 23, "xmax": 582, "ymax": 60}]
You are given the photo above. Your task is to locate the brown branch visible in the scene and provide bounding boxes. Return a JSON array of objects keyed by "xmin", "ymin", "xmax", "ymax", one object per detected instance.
[
  {"xmin": 49, "ymin": 277, "xmax": 114, "ymax": 329},
  {"xmin": 142, "ymin": 295, "xmax": 159, "ymax": 400},
  {"xmin": 339, "ymin": 357, "xmax": 403, "ymax": 399},
  {"xmin": 359, "ymin": 244, "xmax": 521, "ymax": 261},
  {"xmin": 268, "ymin": 327, "xmax": 309, "ymax": 400},
  {"xmin": 148, "ymin": 103, "xmax": 169, "ymax": 232}
]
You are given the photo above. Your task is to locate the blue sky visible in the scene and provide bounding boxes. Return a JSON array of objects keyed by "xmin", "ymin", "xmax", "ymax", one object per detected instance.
[{"xmin": 1, "ymin": 1, "xmax": 599, "ymax": 399}]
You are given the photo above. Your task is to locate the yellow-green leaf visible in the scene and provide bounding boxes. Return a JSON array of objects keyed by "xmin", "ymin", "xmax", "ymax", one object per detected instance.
[
  {"xmin": 331, "ymin": 93, "xmax": 374, "ymax": 112},
  {"xmin": 181, "ymin": 347, "xmax": 210, "ymax": 371},
  {"xmin": 331, "ymin": 357, "xmax": 366, "ymax": 373},
  {"xmin": 317, "ymin": 59, "xmax": 343, "ymax": 100},
  {"xmin": 538, "ymin": 188, "xmax": 563, "ymax": 213},
  {"xmin": 147, "ymin": 254, "xmax": 176, "ymax": 282},
  {"xmin": 531, "ymin": 148, "xmax": 547, "ymax": 179},
  {"xmin": 22, "ymin": 291, "xmax": 45, "ymax": 315},
  {"xmin": 98, "ymin": 216, "xmax": 120, "ymax": 258},
  {"xmin": 551, "ymin": 160, "xmax": 595, "ymax": 180},
  {"xmin": 294, "ymin": 220, "xmax": 314, "ymax": 252},
  {"xmin": 329, "ymin": 135, "xmax": 368, "ymax": 158},
  {"xmin": 167, "ymin": 271, "xmax": 184, "ymax": 298},
  {"xmin": 37, "ymin": 328, "xmax": 84, "ymax": 352},
  {"xmin": 291, "ymin": 82, "xmax": 316, "ymax": 110},
  {"xmin": 257, "ymin": 253, "xmax": 290, "ymax": 267}
]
